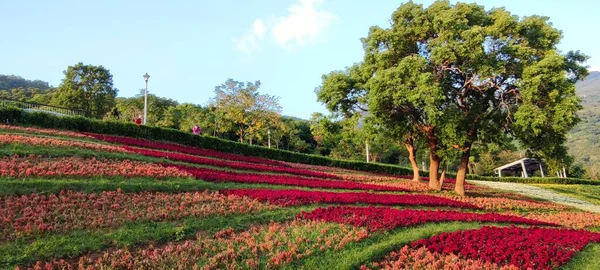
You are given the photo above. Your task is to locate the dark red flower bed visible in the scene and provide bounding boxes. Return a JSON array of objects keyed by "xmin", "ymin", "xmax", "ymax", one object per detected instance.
[
  {"xmin": 412, "ymin": 226, "xmax": 600, "ymax": 270},
  {"xmin": 299, "ymin": 206, "xmax": 555, "ymax": 231},
  {"xmin": 123, "ymin": 146, "xmax": 339, "ymax": 179},
  {"xmin": 85, "ymin": 133, "xmax": 290, "ymax": 167},
  {"xmin": 223, "ymin": 189, "xmax": 478, "ymax": 209},
  {"xmin": 168, "ymin": 164, "xmax": 407, "ymax": 192}
]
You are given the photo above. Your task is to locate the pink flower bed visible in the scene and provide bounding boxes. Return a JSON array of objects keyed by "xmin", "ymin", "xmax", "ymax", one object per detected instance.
[
  {"xmin": 168, "ymin": 164, "xmax": 407, "ymax": 192},
  {"xmin": 87, "ymin": 133, "xmax": 290, "ymax": 167},
  {"xmin": 124, "ymin": 146, "xmax": 340, "ymax": 179},
  {"xmin": 438, "ymin": 195, "xmax": 570, "ymax": 211},
  {"xmin": 299, "ymin": 206, "xmax": 554, "ymax": 232},
  {"xmin": 0, "ymin": 134, "xmax": 126, "ymax": 153},
  {"xmin": 222, "ymin": 189, "xmax": 478, "ymax": 209},
  {"xmin": 412, "ymin": 226, "xmax": 600, "ymax": 270},
  {"xmin": 521, "ymin": 211, "xmax": 600, "ymax": 229}
]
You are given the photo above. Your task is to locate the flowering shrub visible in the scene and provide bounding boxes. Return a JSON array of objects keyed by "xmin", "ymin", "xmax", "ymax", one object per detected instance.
[
  {"xmin": 87, "ymin": 133, "xmax": 290, "ymax": 167},
  {"xmin": 437, "ymin": 194, "xmax": 570, "ymax": 211},
  {"xmin": 170, "ymin": 164, "xmax": 407, "ymax": 192},
  {"xmin": 0, "ymin": 134, "xmax": 126, "ymax": 153},
  {"xmin": 412, "ymin": 226, "xmax": 600, "ymax": 270},
  {"xmin": 124, "ymin": 146, "xmax": 340, "ymax": 179},
  {"xmin": 0, "ymin": 155, "xmax": 191, "ymax": 179},
  {"xmin": 521, "ymin": 211, "xmax": 600, "ymax": 229},
  {"xmin": 0, "ymin": 189, "xmax": 274, "ymax": 239},
  {"xmin": 222, "ymin": 189, "xmax": 479, "ymax": 209},
  {"xmin": 361, "ymin": 245, "xmax": 518, "ymax": 270},
  {"xmin": 0, "ymin": 124, "xmax": 92, "ymax": 139},
  {"xmin": 32, "ymin": 220, "xmax": 369, "ymax": 269},
  {"xmin": 300, "ymin": 206, "xmax": 554, "ymax": 232}
]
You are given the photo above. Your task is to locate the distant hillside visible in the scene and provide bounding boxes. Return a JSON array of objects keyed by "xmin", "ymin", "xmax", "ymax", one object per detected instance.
[
  {"xmin": 568, "ymin": 71, "xmax": 600, "ymax": 179},
  {"xmin": 575, "ymin": 71, "xmax": 600, "ymax": 104},
  {"xmin": 0, "ymin": 75, "xmax": 51, "ymax": 91}
]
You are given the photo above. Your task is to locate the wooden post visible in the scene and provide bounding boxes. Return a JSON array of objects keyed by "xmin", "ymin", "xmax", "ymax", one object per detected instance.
[
  {"xmin": 539, "ymin": 163, "xmax": 545, "ymax": 178},
  {"xmin": 563, "ymin": 167, "xmax": 567, "ymax": 178}
]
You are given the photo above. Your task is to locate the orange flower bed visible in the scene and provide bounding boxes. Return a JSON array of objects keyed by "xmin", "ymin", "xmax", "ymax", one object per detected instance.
[
  {"xmin": 361, "ymin": 246, "xmax": 518, "ymax": 270},
  {"xmin": 0, "ymin": 155, "xmax": 190, "ymax": 178},
  {"xmin": 438, "ymin": 195, "xmax": 570, "ymax": 211},
  {"xmin": 33, "ymin": 220, "xmax": 368, "ymax": 269},
  {"xmin": 0, "ymin": 134, "xmax": 126, "ymax": 153},
  {"xmin": 0, "ymin": 125, "xmax": 91, "ymax": 139},
  {"xmin": 1, "ymin": 189, "xmax": 274, "ymax": 239},
  {"xmin": 521, "ymin": 211, "xmax": 600, "ymax": 229}
]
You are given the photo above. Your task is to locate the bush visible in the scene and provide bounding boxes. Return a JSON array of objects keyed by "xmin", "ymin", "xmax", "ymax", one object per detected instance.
[
  {"xmin": 0, "ymin": 108, "xmax": 421, "ymax": 176},
  {"xmin": 466, "ymin": 174, "xmax": 600, "ymax": 185}
]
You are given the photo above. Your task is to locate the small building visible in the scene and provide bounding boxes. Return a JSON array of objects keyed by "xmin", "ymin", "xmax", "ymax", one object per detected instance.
[{"xmin": 493, "ymin": 158, "xmax": 546, "ymax": 178}]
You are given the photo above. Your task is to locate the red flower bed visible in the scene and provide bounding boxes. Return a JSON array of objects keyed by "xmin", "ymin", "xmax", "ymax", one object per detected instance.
[
  {"xmin": 168, "ymin": 164, "xmax": 407, "ymax": 192},
  {"xmin": 300, "ymin": 206, "xmax": 555, "ymax": 232},
  {"xmin": 124, "ymin": 146, "xmax": 340, "ymax": 179},
  {"xmin": 87, "ymin": 133, "xmax": 290, "ymax": 167},
  {"xmin": 222, "ymin": 189, "xmax": 478, "ymax": 209},
  {"xmin": 412, "ymin": 226, "xmax": 600, "ymax": 270}
]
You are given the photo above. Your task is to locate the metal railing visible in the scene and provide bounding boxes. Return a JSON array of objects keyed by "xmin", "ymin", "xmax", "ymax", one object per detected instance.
[{"xmin": 0, "ymin": 97, "xmax": 86, "ymax": 117}]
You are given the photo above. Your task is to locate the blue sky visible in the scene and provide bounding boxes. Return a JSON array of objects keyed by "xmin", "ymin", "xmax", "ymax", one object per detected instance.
[{"xmin": 1, "ymin": 0, "xmax": 598, "ymax": 119}]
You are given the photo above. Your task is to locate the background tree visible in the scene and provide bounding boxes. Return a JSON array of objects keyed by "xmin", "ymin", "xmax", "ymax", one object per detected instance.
[
  {"xmin": 214, "ymin": 79, "xmax": 282, "ymax": 144},
  {"xmin": 51, "ymin": 63, "xmax": 118, "ymax": 118}
]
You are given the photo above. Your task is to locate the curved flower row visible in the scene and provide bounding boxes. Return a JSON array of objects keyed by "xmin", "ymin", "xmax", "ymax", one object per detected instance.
[
  {"xmin": 299, "ymin": 206, "xmax": 554, "ymax": 232},
  {"xmin": 87, "ymin": 133, "xmax": 290, "ymax": 167},
  {"xmin": 125, "ymin": 146, "xmax": 340, "ymax": 179},
  {"xmin": 361, "ymin": 246, "xmax": 518, "ymax": 270},
  {"xmin": 0, "ymin": 155, "xmax": 190, "ymax": 179},
  {"xmin": 520, "ymin": 211, "xmax": 600, "ymax": 229},
  {"xmin": 437, "ymin": 195, "xmax": 570, "ymax": 211},
  {"xmin": 411, "ymin": 226, "xmax": 600, "ymax": 270},
  {"xmin": 0, "ymin": 189, "xmax": 274, "ymax": 240},
  {"xmin": 0, "ymin": 134, "xmax": 126, "ymax": 153},
  {"xmin": 170, "ymin": 164, "xmax": 407, "ymax": 192},
  {"xmin": 222, "ymin": 189, "xmax": 479, "ymax": 209},
  {"xmin": 0, "ymin": 125, "xmax": 92, "ymax": 139},
  {"xmin": 29, "ymin": 220, "xmax": 369, "ymax": 269}
]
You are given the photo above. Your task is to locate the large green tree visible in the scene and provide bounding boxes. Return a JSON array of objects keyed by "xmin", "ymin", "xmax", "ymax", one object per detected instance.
[
  {"xmin": 52, "ymin": 63, "xmax": 118, "ymax": 118},
  {"xmin": 317, "ymin": 0, "xmax": 587, "ymax": 196}
]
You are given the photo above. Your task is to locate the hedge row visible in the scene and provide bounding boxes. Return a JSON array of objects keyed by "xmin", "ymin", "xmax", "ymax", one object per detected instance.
[{"xmin": 0, "ymin": 107, "xmax": 422, "ymax": 176}]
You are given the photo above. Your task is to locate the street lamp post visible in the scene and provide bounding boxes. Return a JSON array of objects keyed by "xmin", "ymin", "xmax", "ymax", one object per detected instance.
[
  {"xmin": 268, "ymin": 129, "xmax": 271, "ymax": 148},
  {"xmin": 143, "ymin": 73, "xmax": 150, "ymax": 125}
]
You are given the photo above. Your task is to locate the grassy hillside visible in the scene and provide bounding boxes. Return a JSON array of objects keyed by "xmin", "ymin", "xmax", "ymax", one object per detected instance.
[
  {"xmin": 1, "ymin": 124, "xmax": 600, "ymax": 269},
  {"xmin": 568, "ymin": 71, "xmax": 600, "ymax": 179}
]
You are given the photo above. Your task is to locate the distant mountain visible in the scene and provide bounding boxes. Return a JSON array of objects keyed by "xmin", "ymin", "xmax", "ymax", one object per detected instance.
[
  {"xmin": 0, "ymin": 75, "xmax": 51, "ymax": 91},
  {"xmin": 575, "ymin": 71, "xmax": 600, "ymax": 104},
  {"xmin": 568, "ymin": 71, "xmax": 600, "ymax": 179}
]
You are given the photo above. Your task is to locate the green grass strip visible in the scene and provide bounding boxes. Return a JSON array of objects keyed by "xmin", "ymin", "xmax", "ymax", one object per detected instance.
[
  {"xmin": 562, "ymin": 243, "xmax": 600, "ymax": 270},
  {"xmin": 0, "ymin": 206, "xmax": 311, "ymax": 269},
  {"xmin": 285, "ymin": 222, "xmax": 486, "ymax": 270}
]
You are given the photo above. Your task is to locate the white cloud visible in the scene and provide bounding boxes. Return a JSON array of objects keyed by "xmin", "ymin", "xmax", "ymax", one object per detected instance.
[
  {"xmin": 234, "ymin": 0, "xmax": 336, "ymax": 53},
  {"xmin": 253, "ymin": 19, "xmax": 266, "ymax": 38},
  {"xmin": 272, "ymin": 0, "xmax": 336, "ymax": 49},
  {"xmin": 235, "ymin": 19, "xmax": 266, "ymax": 53}
]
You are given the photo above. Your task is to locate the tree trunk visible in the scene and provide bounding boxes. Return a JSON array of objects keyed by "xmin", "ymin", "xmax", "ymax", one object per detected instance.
[
  {"xmin": 455, "ymin": 147, "xmax": 471, "ymax": 197},
  {"xmin": 437, "ymin": 161, "xmax": 447, "ymax": 190},
  {"xmin": 404, "ymin": 142, "xmax": 420, "ymax": 182},
  {"xmin": 428, "ymin": 152, "xmax": 441, "ymax": 189},
  {"xmin": 426, "ymin": 128, "xmax": 440, "ymax": 189}
]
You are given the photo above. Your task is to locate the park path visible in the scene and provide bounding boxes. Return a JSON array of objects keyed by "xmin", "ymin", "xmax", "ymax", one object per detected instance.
[{"xmin": 469, "ymin": 180, "xmax": 600, "ymax": 213}]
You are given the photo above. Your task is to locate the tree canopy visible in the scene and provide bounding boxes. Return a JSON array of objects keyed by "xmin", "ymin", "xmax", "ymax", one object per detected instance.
[
  {"xmin": 316, "ymin": 0, "xmax": 587, "ymax": 195},
  {"xmin": 51, "ymin": 63, "xmax": 118, "ymax": 118}
]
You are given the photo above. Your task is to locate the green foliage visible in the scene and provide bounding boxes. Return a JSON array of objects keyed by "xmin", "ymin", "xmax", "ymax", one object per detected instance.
[
  {"xmin": 51, "ymin": 63, "xmax": 118, "ymax": 119},
  {"xmin": 0, "ymin": 74, "xmax": 50, "ymax": 91},
  {"xmin": 470, "ymin": 175, "xmax": 600, "ymax": 185}
]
